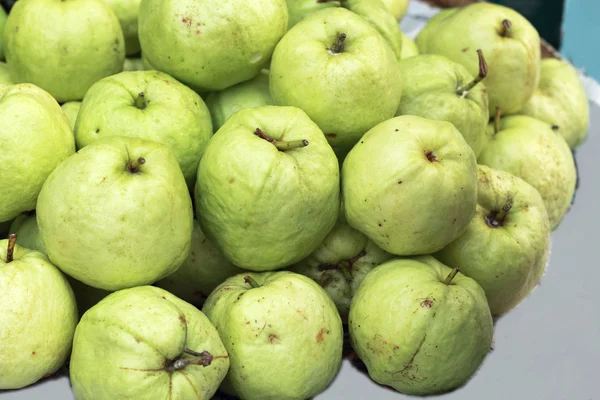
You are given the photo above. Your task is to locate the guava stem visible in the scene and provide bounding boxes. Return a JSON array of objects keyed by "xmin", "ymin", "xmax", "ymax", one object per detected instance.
[
  {"xmin": 338, "ymin": 262, "xmax": 354, "ymax": 283},
  {"xmin": 329, "ymin": 33, "xmax": 347, "ymax": 55},
  {"xmin": 494, "ymin": 107, "xmax": 501, "ymax": 135},
  {"xmin": 134, "ymin": 92, "xmax": 146, "ymax": 110},
  {"xmin": 6, "ymin": 234, "xmax": 17, "ymax": 263},
  {"xmin": 500, "ymin": 19, "xmax": 512, "ymax": 37},
  {"xmin": 127, "ymin": 157, "xmax": 146, "ymax": 173},
  {"xmin": 244, "ymin": 275, "xmax": 261, "ymax": 289},
  {"xmin": 456, "ymin": 49, "xmax": 488, "ymax": 97},
  {"xmin": 169, "ymin": 349, "xmax": 214, "ymax": 372},
  {"xmin": 495, "ymin": 203, "xmax": 513, "ymax": 224},
  {"xmin": 443, "ymin": 266, "xmax": 460, "ymax": 285},
  {"xmin": 182, "ymin": 349, "xmax": 213, "ymax": 367},
  {"xmin": 254, "ymin": 128, "xmax": 309, "ymax": 151}
]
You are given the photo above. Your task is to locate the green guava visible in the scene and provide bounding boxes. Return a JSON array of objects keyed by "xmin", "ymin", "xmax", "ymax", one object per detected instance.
[
  {"xmin": 0, "ymin": 235, "xmax": 78, "ymax": 389},
  {"xmin": 3, "ymin": 0, "xmax": 125, "ymax": 102},
  {"xmin": 61, "ymin": 101, "xmax": 81, "ymax": 132},
  {"xmin": 400, "ymin": 31, "xmax": 419, "ymax": 59},
  {"xmin": 270, "ymin": 7, "xmax": 403, "ymax": 151},
  {"xmin": 0, "ymin": 8, "xmax": 6, "ymax": 60},
  {"xmin": 342, "ymin": 115, "xmax": 477, "ymax": 255},
  {"xmin": 285, "ymin": 0, "xmax": 340, "ymax": 30},
  {"xmin": 139, "ymin": 0, "xmax": 288, "ymax": 92},
  {"xmin": 70, "ymin": 286, "xmax": 229, "ymax": 400},
  {"xmin": 202, "ymin": 271, "xmax": 343, "ymax": 399},
  {"xmin": 75, "ymin": 70, "xmax": 213, "ymax": 187},
  {"xmin": 436, "ymin": 165, "xmax": 551, "ymax": 316},
  {"xmin": 349, "ymin": 255, "xmax": 493, "ymax": 395},
  {"xmin": 479, "ymin": 115, "xmax": 577, "ymax": 230},
  {"xmin": 205, "ymin": 70, "xmax": 274, "ymax": 132},
  {"xmin": 36, "ymin": 136, "xmax": 193, "ymax": 291},
  {"xmin": 101, "ymin": 0, "xmax": 142, "ymax": 55},
  {"xmin": 156, "ymin": 219, "xmax": 247, "ymax": 308},
  {"xmin": 0, "ymin": 83, "xmax": 74, "ymax": 223},
  {"xmin": 381, "ymin": 0, "xmax": 409, "ymax": 20},
  {"xmin": 0, "ymin": 62, "xmax": 13, "ymax": 86},
  {"xmin": 195, "ymin": 106, "xmax": 339, "ymax": 271}
]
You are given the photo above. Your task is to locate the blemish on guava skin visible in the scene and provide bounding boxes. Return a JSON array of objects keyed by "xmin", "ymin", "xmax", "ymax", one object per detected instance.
[
  {"xmin": 296, "ymin": 309, "xmax": 308, "ymax": 320},
  {"xmin": 316, "ymin": 328, "xmax": 329, "ymax": 343},
  {"xmin": 228, "ymin": 178, "xmax": 235, "ymax": 184},
  {"xmin": 268, "ymin": 334, "xmax": 280, "ymax": 344},
  {"xmin": 179, "ymin": 315, "xmax": 186, "ymax": 324},
  {"xmin": 461, "ymin": 47, "xmax": 470, "ymax": 52},
  {"xmin": 326, "ymin": 133, "xmax": 337, "ymax": 138},
  {"xmin": 95, "ymin": 128, "xmax": 100, "ymax": 134},
  {"xmin": 31, "ymin": 351, "xmax": 36, "ymax": 356},
  {"xmin": 425, "ymin": 150, "xmax": 438, "ymax": 163},
  {"xmin": 552, "ymin": 125, "xmax": 560, "ymax": 131},
  {"xmin": 397, "ymin": 180, "xmax": 403, "ymax": 184}
]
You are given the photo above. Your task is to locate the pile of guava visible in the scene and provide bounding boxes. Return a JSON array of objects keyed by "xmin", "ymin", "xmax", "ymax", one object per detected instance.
[{"xmin": 0, "ymin": 0, "xmax": 587, "ymax": 398}]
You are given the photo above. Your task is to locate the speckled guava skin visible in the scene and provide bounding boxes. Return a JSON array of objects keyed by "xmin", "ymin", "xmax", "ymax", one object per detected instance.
[
  {"xmin": 342, "ymin": 115, "xmax": 478, "ymax": 256},
  {"xmin": 349, "ymin": 255, "xmax": 493, "ymax": 395},
  {"xmin": 61, "ymin": 101, "xmax": 81, "ymax": 131},
  {"xmin": 0, "ymin": 84, "xmax": 74, "ymax": 223},
  {"xmin": 289, "ymin": 213, "xmax": 393, "ymax": 320},
  {"xmin": 101, "ymin": 0, "xmax": 142, "ymax": 55},
  {"xmin": 139, "ymin": 0, "xmax": 288, "ymax": 92},
  {"xmin": 202, "ymin": 271, "xmax": 343, "ymax": 400},
  {"xmin": 36, "ymin": 136, "xmax": 193, "ymax": 291},
  {"xmin": 3, "ymin": 0, "xmax": 125, "ymax": 103},
  {"xmin": 75, "ymin": 70, "xmax": 213, "ymax": 187},
  {"xmin": 0, "ymin": 62, "xmax": 13, "ymax": 85},
  {"xmin": 479, "ymin": 115, "xmax": 576, "ymax": 230},
  {"xmin": 0, "ymin": 240, "xmax": 78, "ymax": 389},
  {"xmin": 70, "ymin": 286, "xmax": 229, "ymax": 400},
  {"xmin": 397, "ymin": 54, "xmax": 489, "ymax": 158},
  {"xmin": 285, "ymin": 0, "xmax": 340, "ymax": 30},
  {"xmin": 436, "ymin": 165, "xmax": 551, "ymax": 316},
  {"xmin": 205, "ymin": 70, "xmax": 274, "ymax": 132},
  {"xmin": 156, "ymin": 219, "xmax": 247, "ymax": 308},
  {"xmin": 195, "ymin": 106, "xmax": 339, "ymax": 271},
  {"xmin": 400, "ymin": 32, "xmax": 419, "ymax": 59},
  {"xmin": 416, "ymin": 3, "xmax": 540, "ymax": 115},
  {"xmin": 519, "ymin": 58, "xmax": 590, "ymax": 149},
  {"xmin": 270, "ymin": 7, "xmax": 403, "ymax": 151}
]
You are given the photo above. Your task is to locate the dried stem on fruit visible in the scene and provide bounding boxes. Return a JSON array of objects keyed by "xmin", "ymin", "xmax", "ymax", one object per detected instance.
[
  {"xmin": 457, "ymin": 49, "xmax": 488, "ymax": 97},
  {"xmin": 6, "ymin": 234, "xmax": 17, "ymax": 263}
]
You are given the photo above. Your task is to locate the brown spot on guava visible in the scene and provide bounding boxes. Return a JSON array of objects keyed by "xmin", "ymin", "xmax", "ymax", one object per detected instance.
[
  {"xmin": 296, "ymin": 309, "xmax": 308, "ymax": 320},
  {"xmin": 316, "ymin": 328, "xmax": 329, "ymax": 343},
  {"xmin": 397, "ymin": 180, "xmax": 403, "ymax": 184},
  {"xmin": 461, "ymin": 47, "xmax": 470, "ymax": 52},
  {"xmin": 228, "ymin": 178, "xmax": 235, "ymax": 184},
  {"xmin": 179, "ymin": 314, "xmax": 186, "ymax": 324},
  {"xmin": 31, "ymin": 351, "xmax": 36, "ymax": 356},
  {"xmin": 425, "ymin": 151, "xmax": 438, "ymax": 163},
  {"xmin": 421, "ymin": 299, "xmax": 433, "ymax": 308},
  {"xmin": 268, "ymin": 334, "xmax": 279, "ymax": 344},
  {"xmin": 326, "ymin": 133, "xmax": 337, "ymax": 138},
  {"xmin": 393, "ymin": 345, "xmax": 399, "ymax": 350},
  {"xmin": 182, "ymin": 17, "xmax": 190, "ymax": 24}
]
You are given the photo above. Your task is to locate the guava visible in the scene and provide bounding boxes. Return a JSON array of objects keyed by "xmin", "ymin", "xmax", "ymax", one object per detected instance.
[
  {"xmin": 61, "ymin": 101, "xmax": 81, "ymax": 132},
  {"xmin": 0, "ymin": 62, "xmax": 13, "ymax": 86},
  {"xmin": 0, "ymin": 7, "xmax": 7, "ymax": 60},
  {"xmin": 400, "ymin": 31, "xmax": 419, "ymax": 59},
  {"xmin": 285, "ymin": 0, "xmax": 340, "ymax": 30},
  {"xmin": 101, "ymin": 0, "xmax": 142, "ymax": 55}
]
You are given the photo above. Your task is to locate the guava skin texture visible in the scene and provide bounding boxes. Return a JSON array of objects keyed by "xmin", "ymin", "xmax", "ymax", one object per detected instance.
[
  {"xmin": 75, "ymin": 70, "xmax": 213, "ymax": 187},
  {"xmin": 400, "ymin": 31, "xmax": 419, "ymax": 59},
  {"xmin": 479, "ymin": 115, "xmax": 577, "ymax": 230},
  {"xmin": 70, "ymin": 286, "xmax": 229, "ymax": 400},
  {"xmin": 156, "ymin": 219, "xmax": 247, "ymax": 308},
  {"xmin": 348, "ymin": 256, "xmax": 494, "ymax": 395},
  {"xmin": 0, "ymin": 84, "xmax": 75, "ymax": 223},
  {"xmin": 101, "ymin": 0, "xmax": 142, "ymax": 55},
  {"xmin": 0, "ymin": 8, "xmax": 7, "ymax": 60},
  {"xmin": 381, "ymin": 0, "xmax": 409, "ymax": 21},
  {"xmin": 397, "ymin": 54, "xmax": 489, "ymax": 158},
  {"xmin": 416, "ymin": 3, "xmax": 541, "ymax": 115},
  {"xmin": 0, "ymin": 240, "xmax": 78, "ymax": 389},
  {"xmin": 270, "ymin": 7, "xmax": 403, "ymax": 151},
  {"xmin": 36, "ymin": 136, "xmax": 193, "ymax": 291},
  {"xmin": 205, "ymin": 70, "xmax": 274, "ymax": 132},
  {"xmin": 61, "ymin": 101, "xmax": 81, "ymax": 132},
  {"xmin": 138, "ymin": 0, "xmax": 288, "ymax": 93},
  {"xmin": 195, "ymin": 106, "xmax": 340, "ymax": 271},
  {"xmin": 285, "ymin": 0, "xmax": 340, "ymax": 30},
  {"xmin": 202, "ymin": 271, "xmax": 343, "ymax": 400},
  {"xmin": 519, "ymin": 58, "xmax": 590, "ymax": 149},
  {"xmin": 342, "ymin": 115, "xmax": 478, "ymax": 256},
  {"xmin": 289, "ymin": 214, "xmax": 393, "ymax": 320},
  {"xmin": 436, "ymin": 165, "xmax": 551, "ymax": 316},
  {"xmin": 0, "ymin": 62, "xmax": 13, "ymax": 85},
  {"xmin": 3, "ymin": 0, "xmax": 125, "ymax": 103}
]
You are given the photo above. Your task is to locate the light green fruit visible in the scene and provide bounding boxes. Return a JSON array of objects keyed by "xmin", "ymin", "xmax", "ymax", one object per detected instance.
[
  {"xmin": 285, "ymin": 0, "xmax": 340, "ymax": 30},
  {"xmin": 203, "ymin": 271, "xmax": 343, "ymax": 400},
  {"xmin": 37, "ymin": 136, "xmax": 193, "ymax": 291},
  {"xmin": 61, "ymin": 101, "xmax": 81, "ymax": 132},
  {"xmin": 270, "ymin": 8, "xmax": 402, "ymax": 150},
  {"xmin": 156, "ymin": 219, "xmax": 247, "ymax": 308},
  {"xmin": 400, "ymin": 31, "xmax": 419, "ymax": 59},
  {"xmin": 342, "ymin": 115, "xmax": 477, "ymax": 255},
  {"xmin": 195, "ymin": 106, "xmax": 339, "ymax": 271},
  {"xmin": 139, "ymin": 0, "xmax": 288, "ymax": 92},
  {"xmin": 71, "ymin": 286, "xmax": 229, "ymax": 400},
  {"xmin": 0, "ymin": 84, "xmax": 75, "ymax": 223},
  {"xmin": 519, "ymin": 58, "xmax": 590, "ymax": 149},
  {"xmin": 123, "ymin": 57, "xmax": 146, "ymax": 71},
  {"xmin": 101, "ymin": 0, "xmax": 142, "ymax": 55},
  {"xmin": 416, "ymin": 3, "xmax": 540, "ymax": 115},
  {"xmin": 0, "ymin": 62, "xmax": 13, "ymax": 86},
  {"xmin": 349, "ymin": 256, "xmax": 493, "ymax": 395},
  {"xmin": 75, "ymin": 70, "xmax": 213, "ymax": 187},
  {"xmin": 0, "ymin": 237, "xmax": 78, "ymax": 389},
  {"xmin": 289, "ymin": 212, "xmax": 393, "ymax": 320},
  {"xmin": 397, "ymin": 54, "xmax": 489, "ymax": 157},
  {"xmin": 205, "ymin": 70, "xmax": 274, "ymax": 132},
  {"xmin": 436, "ymin": 165, "xmax": 551, "ymax": 316},
  {"xmin": 413, "ymin": 8, "xmax": 458, "ymax": 47},
  {"xmin": 0, "ymin": 8, "xmax": 7, "ymax": 60},
  {"xmin": 342, "ymin": 0, "xmax": 403, "ymax": 60},
  {"xmin": 4, "ymin": 0, "xmax": 125, "ymax": 103},
  {"xmin": 479, "ymin": 115, "xmax": 576, "ymax": 230},
  {"xmin": 381, "ymin": 0, "xmax": 409, "ymax": 20}
]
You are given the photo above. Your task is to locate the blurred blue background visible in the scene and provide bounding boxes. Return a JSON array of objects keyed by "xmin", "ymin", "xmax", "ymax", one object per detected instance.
[{"xmin": 562, "ymin": 0, "xmax": 600, "ymax": 80}]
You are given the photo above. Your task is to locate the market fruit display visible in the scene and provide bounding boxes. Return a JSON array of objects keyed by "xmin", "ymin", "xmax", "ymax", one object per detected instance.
[{"xmin": 0, "ymin": 0, "xmax": 592, "ymax": 398}]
